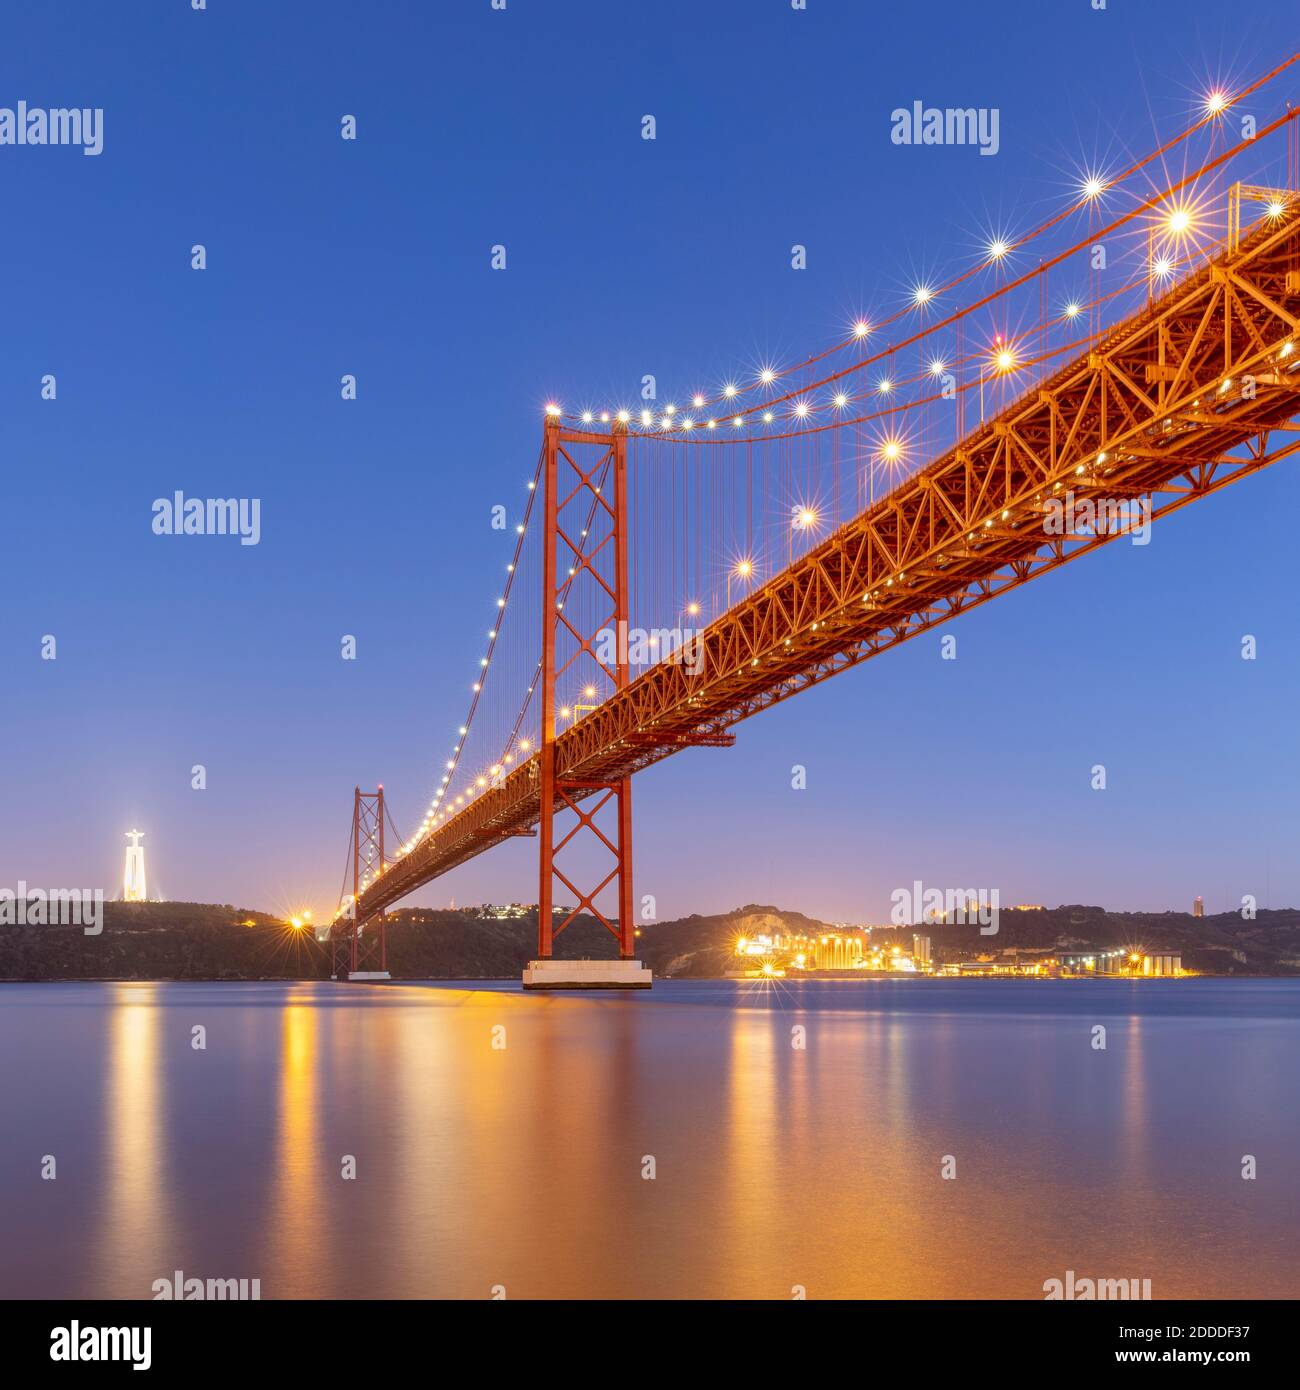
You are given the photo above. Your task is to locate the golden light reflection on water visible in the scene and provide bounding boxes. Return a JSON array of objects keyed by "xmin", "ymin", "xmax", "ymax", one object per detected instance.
[
  {"xmin": 7, "ymin": 980, "xmax": 1297, "ymax": 1299},
  {"xmin": 97, "ymin": 985, "xmax": 173, "ymax": 1293},
  {"xmin": 258, "ymin": 986, "xmax": 327, "ymax": 1291},
  {"xmin": 385, "ymin": 986, "xmax": 550, "ymax": 1297},
  {"xmin": 720, "ymin": 1003, "xmax": 784, "ymax": 1291}
]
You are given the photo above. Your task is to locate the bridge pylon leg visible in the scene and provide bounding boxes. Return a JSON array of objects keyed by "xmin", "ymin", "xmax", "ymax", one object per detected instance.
[{"xmin": 527, "ymin": 418, "xmax": 649, "ymax": 989}]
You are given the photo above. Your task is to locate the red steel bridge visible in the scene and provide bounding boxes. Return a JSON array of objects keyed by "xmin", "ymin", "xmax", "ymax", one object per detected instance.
[{"xmin": 331, "ymin": 58, "xmax": 1300, "ymax": 981}]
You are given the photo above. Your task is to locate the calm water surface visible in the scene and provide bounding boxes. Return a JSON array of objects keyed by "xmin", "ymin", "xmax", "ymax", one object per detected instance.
[{"xmin": 1, "ymin": 978, "xmax": 1297, "ymax": 1299}]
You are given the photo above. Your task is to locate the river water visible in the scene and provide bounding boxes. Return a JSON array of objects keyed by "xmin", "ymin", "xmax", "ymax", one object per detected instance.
[{"xmin": 1, "ymin": 978, "xmax": 1296, "ymax": 1299}]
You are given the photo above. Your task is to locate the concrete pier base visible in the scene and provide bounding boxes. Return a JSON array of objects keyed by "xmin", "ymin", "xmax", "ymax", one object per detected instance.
[
  {"xmin": 347, "ymin": 971, "xmax": 391, "ymax": 981},
  {"xmin": 522, "ymin": 959, "xmax": 652, "ymax": 990}
]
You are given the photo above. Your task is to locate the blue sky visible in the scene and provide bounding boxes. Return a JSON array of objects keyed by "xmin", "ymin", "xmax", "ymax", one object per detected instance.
[{"xmin": 3, "ymin": 0, "xmax": 1297, "ymax": 923}]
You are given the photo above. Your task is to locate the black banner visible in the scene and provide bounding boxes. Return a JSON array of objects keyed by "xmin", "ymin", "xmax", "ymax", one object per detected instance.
[{"xmin": 0, "ymin": 1298, "xmax": 1288, "ymax": 1375}]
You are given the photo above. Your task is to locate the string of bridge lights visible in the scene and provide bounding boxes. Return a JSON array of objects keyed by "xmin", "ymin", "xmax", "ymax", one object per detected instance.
[
  {"xmin": 547, "ymin": 67, "xmax": 1298, "ymax": 440},
  {"xmin": 391, "ymin": 455, "xmax": 543, "ymax": 860},
  {"xmin": 375, "ymin": 61, "xmax": 1300, "ymax": 879},
  {"xmin": 395, "ymin": 447, "xmax": 615, "ymax": 859},
  {"xmin": 551, "ymin": 186, "xmax": 1291, "ymax": 441},
  {"xmin": 549, "ymin": 314, "xmax": 1074, "ymax": 435},
  {"xmin": 549, "ymin": 277, "xmax": 1126, "ymax": 443}
]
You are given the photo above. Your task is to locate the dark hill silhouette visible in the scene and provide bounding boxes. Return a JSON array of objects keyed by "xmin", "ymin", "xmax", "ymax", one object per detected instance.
[{"xmin": 1, "ymin": 899, "xmax": 1298, "ymax": 980}]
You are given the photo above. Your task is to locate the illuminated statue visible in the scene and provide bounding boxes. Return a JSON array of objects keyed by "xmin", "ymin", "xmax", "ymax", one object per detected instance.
[{"xmin": 123, "ymin": 829, "xmax": 147, "ymax": 902}]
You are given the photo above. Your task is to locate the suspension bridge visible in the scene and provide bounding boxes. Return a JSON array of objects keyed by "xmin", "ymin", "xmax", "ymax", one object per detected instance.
[{"xmin": 330, "ymin": 57, "xmax": 1300, "ymax": 986}]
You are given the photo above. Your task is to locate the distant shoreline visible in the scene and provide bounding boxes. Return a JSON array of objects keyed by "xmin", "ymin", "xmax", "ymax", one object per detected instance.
[
  {"xmin": 1, "ymin": 972, "xmax": 1289, "ymax": 985},
  {"xmin": 5, "ymin": 900, "xmax": 1299, "ymax": 982}
]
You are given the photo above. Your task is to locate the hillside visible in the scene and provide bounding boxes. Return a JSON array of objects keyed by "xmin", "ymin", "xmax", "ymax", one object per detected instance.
[{"xmin": 1, "ymin": 899, "xmax": 1298, "ymax": 981}]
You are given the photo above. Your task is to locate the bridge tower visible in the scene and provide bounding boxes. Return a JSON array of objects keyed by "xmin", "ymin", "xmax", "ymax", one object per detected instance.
[
  {"xmin": 331, "ymin": 786, "xmax": 391, "ymax": 981},
  {"xmin": 525, "ymin": 417, "xmax": 649, "ymax": 988}
]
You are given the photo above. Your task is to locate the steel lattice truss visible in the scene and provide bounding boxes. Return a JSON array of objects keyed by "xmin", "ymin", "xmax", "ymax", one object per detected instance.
[{"xmin": 349, "ymin": 205, "xmax": 1300, "ymax": 926}]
